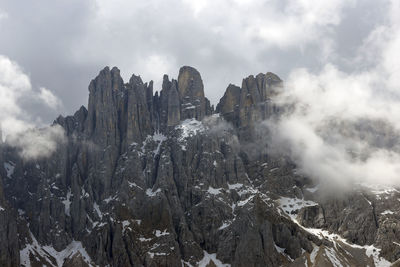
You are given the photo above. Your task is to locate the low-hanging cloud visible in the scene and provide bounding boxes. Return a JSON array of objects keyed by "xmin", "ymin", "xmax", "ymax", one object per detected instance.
[
  {"xmin": 263, "ymin": 0, "xmax": 400, "ymax": 187},
  {"xmin": 6, "ymin": 125, "xmax": 66, "ymax": 160},
  {"xmin": 0, "ymin": 55, "xmax": 65, "ymax": 159}
]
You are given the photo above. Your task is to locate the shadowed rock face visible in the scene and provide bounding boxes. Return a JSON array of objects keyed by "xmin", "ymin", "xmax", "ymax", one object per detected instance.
[
  {"xmin": 0, "ymin": 66, "xmax": 398, "ymax": 267},
  {"xmin": 178, "ymin": 66, "xmax": 208, "ymax": 121},
  {"xmin": 217, "ymin": 72, "xmax": 283, "ymax": 141},
  {"xmin": 0, "ymin": 177, "xmax": 19, "ymax": 266}
]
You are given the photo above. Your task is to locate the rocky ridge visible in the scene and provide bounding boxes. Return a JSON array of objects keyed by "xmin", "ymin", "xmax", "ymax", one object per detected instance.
[{"xmin": 0, "ymin": 66, "xmax": 398, "ymax": 266}]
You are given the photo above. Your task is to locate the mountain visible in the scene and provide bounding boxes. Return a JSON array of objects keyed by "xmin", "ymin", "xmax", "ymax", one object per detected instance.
[{"xmin": 0, "ymin": 66, "xmax": 399, "ymax": 266}]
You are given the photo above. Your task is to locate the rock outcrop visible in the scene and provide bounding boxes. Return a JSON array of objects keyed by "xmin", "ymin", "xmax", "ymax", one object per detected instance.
[
  {"xmin": 0, "ymin": 65, "xmax": 397, "ymax": 267},
  {"xmin": 0, "ymin": 177, "xmax": 19, "ymax": 267},
  {"xmin": 217, "ymin": 72, "xmax": 282, "ymax": 141}
]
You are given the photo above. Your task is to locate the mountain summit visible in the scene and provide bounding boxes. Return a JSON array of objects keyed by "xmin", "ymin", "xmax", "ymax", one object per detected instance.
[{"xmin": 0, "ymin": 66, "xmax": 398, "ymax": 267}]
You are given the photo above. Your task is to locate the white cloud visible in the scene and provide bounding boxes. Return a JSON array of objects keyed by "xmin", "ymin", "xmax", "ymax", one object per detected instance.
[
  {"xmin": 182, "ymin": 0, "xmax": 353, "ymax": 49},
  {"xmin": 0, "ymin": 55, "xmax": 65, "ymax": 159},
  {"xmin": 6, "ymin": 124, "xmax": 66, "ymax": 160},
  {"xmin": 0, "ymin": 10, "xmax": 8, "ymax": 20},
  {"xmin": 143, "ymin": 54, "xmax": 175, "ymax": 89},
  {"xmin": 0, "ymin": 55, "xmax": 34, "ymax": 134},
  {"xmin": 38, "ymin": 87, "xmax": 62, "ymax": 110},
  {"xmin": 264, "ymin": 1, "xmax": 400, "ymax": 187},
  {"xmin": 64, "ymin": 0, "xmax": 365, "ymax": 105}
]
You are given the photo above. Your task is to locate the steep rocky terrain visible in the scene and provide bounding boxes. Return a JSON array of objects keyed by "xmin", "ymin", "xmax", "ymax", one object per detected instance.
[{"xmin": 0, "ymin": 66, "xmax": 399, "ymax": 266}]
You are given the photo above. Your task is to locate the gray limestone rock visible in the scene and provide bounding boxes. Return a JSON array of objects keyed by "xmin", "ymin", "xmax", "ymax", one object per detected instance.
[{"xmin": 0, "ymin": 65, "xmax": 397, "ymax": 267}]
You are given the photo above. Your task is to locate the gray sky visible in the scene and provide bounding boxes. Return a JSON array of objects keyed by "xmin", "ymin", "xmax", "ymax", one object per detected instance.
[
  {"xmin": 0, "ymin": 0, "xmax": 391, "ymax": 125},
  {"xmin": 3, "ymin": 0, "xmax": 400, "ymax": 186}
]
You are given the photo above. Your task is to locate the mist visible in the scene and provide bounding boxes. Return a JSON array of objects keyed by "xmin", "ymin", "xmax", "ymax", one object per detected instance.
[
  {"xmin": 0, "ymin": 55, "xmax": 66, "ymax": 159},
  {"xmin": 6, "ymin": 125, "xmax": 66, "ymax": 160},
  {"xmin": 258, "ymin": 1, "xmax": 400, "ymax": 188}
]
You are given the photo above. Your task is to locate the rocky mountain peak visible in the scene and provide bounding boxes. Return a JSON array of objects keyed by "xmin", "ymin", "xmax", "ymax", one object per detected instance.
[
  {"xmin": 82, "ymin": 65, "xmax": 214, "ymax": 151},
  {"xmin": 217, "ymin": 72, "xmax": 282, "ymax": 140},
  {"xmin": 89, "ymin": 66, "xmax": 124, "ymax": 93},
  {"xmin": 177, "ymin": 66, "xmax": 207, "ymax": 121},
  {"xmin": 129, "ymin": 73, "xmax": 144, "ymax": 86},
  {"xmin": 0, "ymin": 66, "xmax": 398, "ymax": 267}
]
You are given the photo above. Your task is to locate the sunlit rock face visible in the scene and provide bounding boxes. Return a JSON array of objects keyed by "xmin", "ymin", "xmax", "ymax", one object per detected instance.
[{"xmin": 0, "ymin": 66, "xmax": 398, "ymax": 267}]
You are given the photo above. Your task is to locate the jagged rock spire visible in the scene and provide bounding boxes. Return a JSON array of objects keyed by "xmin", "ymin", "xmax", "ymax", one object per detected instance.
[
  {"xmin": 177, "ymin": 66, "xmax": 207, "ymax": 120},
  {"xmin": 217, "ymin": 72, "xmax": 283, "ymax": 140}
]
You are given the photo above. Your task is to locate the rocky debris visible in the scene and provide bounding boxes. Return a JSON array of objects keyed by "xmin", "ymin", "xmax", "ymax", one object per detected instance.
[{"xmin": 0, "ymin": 66, "xmax": 397, "ymax": 266}]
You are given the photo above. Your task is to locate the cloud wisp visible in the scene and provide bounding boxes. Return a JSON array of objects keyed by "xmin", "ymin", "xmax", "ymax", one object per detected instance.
[
  {"xmin": 0, "ymin": 55, "xmax": 65, "ymax": 159},
  {"xmin": 6, "ymin": 125, "xmax": 66, "ymax": 160},
  {"xmin": 263, "ymin": 1, "xmax": 400, "ymax": 188}
]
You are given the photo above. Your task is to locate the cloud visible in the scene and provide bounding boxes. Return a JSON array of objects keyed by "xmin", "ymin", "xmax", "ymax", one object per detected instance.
[
  {"xmin": 0, "ymin": 0, "xmax": 396, "ymax": 170},
  {"xmin": 263, "ymin": 1, "xmax": 400, "ymax": 187},
  {"xmin": 203, "ymin": 114, "xmax": 240, "ymax": 153},
  {"xmin": 6, "ymin": 125, "xmax": 66, "ymax": 160},
  {"xmin": 71, "ymin": 0, "xmax": 363, "ymax": 103},
  {"xmin": 0, "ymin": 55, "xmax": 35, "ymax": 135},
  {"xmin": 0, "ymin": 55, "xmax": 65, "ymax": 159},
  {"xmin": 1, "ymin": 0, "xmax": 384, "ymax": 120},
  {"xmin": 0, "ymin": 12, "xmax": 7, "ymax": 20},
  {"xmin": 38, "ymin": 87, "xmax": 62, "ymax": 110}
]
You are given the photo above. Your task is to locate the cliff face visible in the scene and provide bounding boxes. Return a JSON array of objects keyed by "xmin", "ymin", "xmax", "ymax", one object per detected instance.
[
  {"xmin": 0, "ymin": 66, "xmax": 398, "ymax": 267},
  {"xmin": 216, "ymin": 72, "xmax": 282, "ymax": 141}
]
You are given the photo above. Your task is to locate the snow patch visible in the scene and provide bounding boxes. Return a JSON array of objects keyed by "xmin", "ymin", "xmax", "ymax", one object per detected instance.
[
  {"xmin": 128, "ymin": 181, "xmax": 143, "ymax": 190},
  {"xmin": 181, "ymin": 259, "xmax": 195, "ymax": 267},
  {"xmin": 62, "ymin": 189, "xmax": 72, "ymax": 216},
  {"xmin": 237, "ymin": 195, "xmax": 254, "ymax": 207},
  {"xmin": 218, "ymin": 221, "xmax": 231, "ymax": 230},
  {"xmin": 207, "ymin": 186, "xmax": 222, "ymax": 195},
  {"xmin": 122, "ymin": 220, "xmax": 131, "ymax": 233},
  {"xmin": 93, "ymin": 202, "xmax": 102, "ymax": 219},
  {"xmin": 148, "ymin": 251, "xmax": 167, "ymax": 258},
  {"xmin": 146, "ymin": 188, "xmax": 161, "ymax": 197},
  {"xmin": 3, "ymin": 161, "xmax": 15, "ymax": 178},
  {"xmin": 274, "ymin": 243, "xmax": 293, "ymax": 261},
  {"xmin": 310, "ymin": 244, "xmax": 319, "ymax": 264},
  {"xmin": 278, "ymin": 196, "xmax": 392, "ymax": 267},
  {"xmin": 141, "ymin": 132, "xmax": 167, "ymax": 155},
  {"xmin": 155, "ymin": 229, "xmax": 169, "ymax": 237},
  {"xmin": 283, "ymin": 206, "xmax": 392, "ymax": 267},
  {"xmin": 152, "ymin": 132, "xmax": 167, "ymax": 155},
  {"xmin": 278, "ymin": 197, "xmax": 318, "ymax": 220},
  {"xmin": 139, "ymin": 236, "xmax": 152, "ymax": 242},
  {"xmin": 360, "ymin": 183, "xmax": 399, "ymax": 196},
  {"xmin": 228, "ymin": 183, "xmax": 243, "ymax": 190},
  {"xmin": 176, "ymin": 119, "xmax": 205, "ymax": 150},
  {"xmin": 20, "ymin": 231, "xmax": 95, "ymax": 267},
  {"xmin": 198, "ymin": 250, "xmax": 230, "ymax": 267},
  {"xmin": 103, "ymin": 195, "xmax": 117, "ymax": 203},
  {"xmin": 381, "ymin": 210, "xmax": 394, "ymax": 215},
  {"xmin": 365, "ymin": 245, "xmax": 391, "ymax": 267},
  {"xmin": 325, "ymin": 247, "xmax": 342, "ymax": 267}
]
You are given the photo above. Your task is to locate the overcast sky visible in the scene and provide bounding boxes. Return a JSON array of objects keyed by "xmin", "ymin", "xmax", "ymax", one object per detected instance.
[
  {"xmin": 0, "ymin": 0, "xmax": 392, "ymax": 124},
  {"xmin": 3, "ymin": 0, "xmax": 400, "ymax": 185}
]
